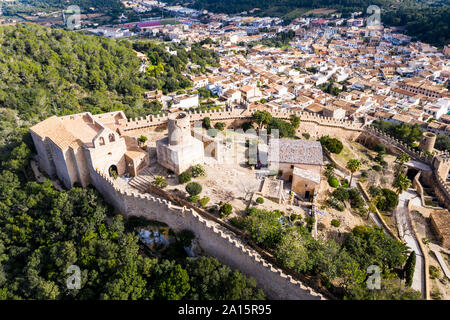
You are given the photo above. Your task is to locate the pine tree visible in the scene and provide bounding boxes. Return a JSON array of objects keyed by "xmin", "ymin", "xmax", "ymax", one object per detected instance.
[{"xmin": 404, "ymin": 251, "xmax": 416, "ymax": 287}]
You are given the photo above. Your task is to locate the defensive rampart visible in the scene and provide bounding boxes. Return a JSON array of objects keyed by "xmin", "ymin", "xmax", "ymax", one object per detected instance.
[
  {"xmin": 89, "ymin": 168, "xmax": 325, "ymax": 300},
  {"xmin": 119, "ymin": 108, "xmax": 365, "ymax": 141}
]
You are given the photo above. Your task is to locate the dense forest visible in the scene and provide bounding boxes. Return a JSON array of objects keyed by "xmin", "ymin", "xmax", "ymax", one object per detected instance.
[
  {"xmin": 0, "ymin": 24, "xmax": 219, "ymax": 122},
  {"xmin": 1, "ymin": 0, "xmax": 124, "ymax": 15},
  {"xmin": 0, "ymin": 24, "xmax": 260, "ymax": 300},
  {"xmin": 169, "ymin": 0, "xmax": 450, "ymax": 47},
  {"xmin": 0, "ymin": 108, "xmax": 265, "ymax": 300}
]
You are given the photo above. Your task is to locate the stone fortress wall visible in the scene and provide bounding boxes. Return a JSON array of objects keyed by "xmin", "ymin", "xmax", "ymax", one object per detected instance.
[
  {"xmin": 67, "ymin": 107, "xmax": 450, "ymax": 299},
  {"xmin": 360, "ymin": 126, "xmax": 450, "ymax": 209},
  {"xmin": 118, "ymin": 107, "xmax": 449, "ymax": 208},
  {"xmin": 118, "ymin": 108, "xmax": 365, "ymax": 141},
  {"xmin": 89, "ymin": 167, "xmax": 325, "ymax": 300}
]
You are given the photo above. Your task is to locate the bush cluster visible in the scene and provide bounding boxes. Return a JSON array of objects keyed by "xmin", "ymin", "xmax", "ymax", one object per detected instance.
[{"xmin": 319, "ymin": 136, "xmax": 343, "ymax": 154}]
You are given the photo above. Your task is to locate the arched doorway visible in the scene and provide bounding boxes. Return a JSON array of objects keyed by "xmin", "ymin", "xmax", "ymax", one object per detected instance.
[{"xmin": 109, "ymin": 165, "xmax": 118, "ymax": 179}]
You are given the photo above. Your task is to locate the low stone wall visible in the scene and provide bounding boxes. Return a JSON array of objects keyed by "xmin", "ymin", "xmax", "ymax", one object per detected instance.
[
  {"xmin": 90, "ymin": 169, "xmax": 325, "ymax": 300},
  {"xmin": 364, "ymin": 127, "xmax": 433, "ymax": 164},
  {"xmin": 407, "ymin": 199, "xmax": 430, "ymax": 300},
  {"xmin": 324, "ymin": 149, "xmax": 351, "ymax": 176}
]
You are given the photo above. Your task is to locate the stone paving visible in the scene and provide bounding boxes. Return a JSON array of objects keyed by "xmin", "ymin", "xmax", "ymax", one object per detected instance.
[{"xmin": 395, "ymin": 189, "xmax": 425, "ymax": 296}]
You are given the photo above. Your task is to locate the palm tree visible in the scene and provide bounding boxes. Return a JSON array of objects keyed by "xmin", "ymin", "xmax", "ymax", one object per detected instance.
[
  {"xmin": 392, "ymin": 173, "xmax": 411, "ymax": 195},
  {"xmin": 346, "ymin": 159, "xmax": 362, "ymax": 186}
]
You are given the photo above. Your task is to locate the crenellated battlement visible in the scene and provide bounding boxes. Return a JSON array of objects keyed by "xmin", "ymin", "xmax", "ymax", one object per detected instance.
[
  {"xmin": 120, "ymin": 108, "xmax": 365, "ymax": 133},
  {"xmin": 365, "ymin": 126, "xmax": 434, "ymax": 164},
  {"xmin": 92, "ymin": 168, "xmax": 325, "ymax": 299}
]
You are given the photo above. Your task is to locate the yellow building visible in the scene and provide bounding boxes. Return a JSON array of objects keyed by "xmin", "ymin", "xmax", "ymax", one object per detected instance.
[{"xmin": 268, "ymin": 139, "xmax": 323, "ymax": 199}]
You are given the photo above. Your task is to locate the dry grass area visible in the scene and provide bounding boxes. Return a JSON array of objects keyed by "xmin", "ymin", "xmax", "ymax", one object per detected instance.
[
  {"xmin": 314, "ymin": 178, "xmax": 372, "ymax": 244},
  {"xmin": 332, "ymin": 139, "xmax": 396, "ymax": 172},
  {"xmin": 429, "ymin": 254, "xmax": 450, "ymax": 300},
  {"xmin": 305, "ymin": 8, "xmax": 337, "ymax": 16}
]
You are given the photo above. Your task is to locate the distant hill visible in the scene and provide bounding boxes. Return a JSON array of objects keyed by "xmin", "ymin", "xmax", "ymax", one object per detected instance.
[
  {"xmin": 1, "ymin": 0, "xmax": 125, "ymax": 15},
  {"xmin": 170, "ymin": 0, "xmax": 450, "ymax": 47}
]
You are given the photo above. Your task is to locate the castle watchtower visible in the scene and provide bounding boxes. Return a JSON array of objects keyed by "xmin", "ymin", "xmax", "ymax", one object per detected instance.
[
  {"xmin": 168, "ymin": 112, "xmax": 191, "ymax": 146},
  {"xmin": 419, "ymin": 132, "xmax": 437, "ymax": 153},
  {"xmin": 156, "ymin": 112, "xmax": 204, "ymax": 174}
]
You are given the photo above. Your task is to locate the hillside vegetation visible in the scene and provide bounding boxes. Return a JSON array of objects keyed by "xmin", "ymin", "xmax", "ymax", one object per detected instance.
[
  {"xmin": 0, "ymin": 25, "xmax": 261, "ymax": 300},
  {"xmin": 0, "ymin": 23, "xmax": 218, "ymax": 122},
  {"xmin": 1, "ymin": 0, "xmax": 124, "ymax": 15}
]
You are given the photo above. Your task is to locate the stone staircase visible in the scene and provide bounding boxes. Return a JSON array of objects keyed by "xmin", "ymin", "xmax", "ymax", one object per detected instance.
[{"xmin": 129, "ymin": 167, "xmax": 155, "ymax": 193}]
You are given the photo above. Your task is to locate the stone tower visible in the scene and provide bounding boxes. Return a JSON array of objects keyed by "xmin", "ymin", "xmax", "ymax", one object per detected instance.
[
  {"xmin": 419, "ymin": 132, "xmax": 437, "ymax": 153},
  {"xmin": 156, "ymin": 112, "xmax": 204, "ymax": 174},
  {"xmin": 168, "ymin": 112, "xmax": 191, "ymax": 146}
]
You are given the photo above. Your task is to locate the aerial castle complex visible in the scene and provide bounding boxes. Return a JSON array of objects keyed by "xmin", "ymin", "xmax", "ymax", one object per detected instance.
[{"xmin": 30, "ymin": 108, "xmax": 450, "ymax": 299}]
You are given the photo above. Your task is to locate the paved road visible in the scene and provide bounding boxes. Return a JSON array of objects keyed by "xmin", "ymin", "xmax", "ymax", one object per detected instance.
[{"xmin": 395, "ymin": 189, "xmax": 425, "ymax": 296}]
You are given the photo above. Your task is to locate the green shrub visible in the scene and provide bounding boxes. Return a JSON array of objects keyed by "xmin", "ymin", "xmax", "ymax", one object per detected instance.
[
  {"xmin": 327, "ymin": 196, "xmax": 345, "ymax": 211},
  {"xmin": 203, "ymin": 117, "xmax": 211, "ymax": 129},
  {"xmin": 328, "ymin": 176, "xmax": 339, "ymax": 188},
  {"xmin": 153, "ymin": 175, "xmax": 168, "ymax": 188},
  {"xmin": 290, "ymin": 214, "xmax": 298, "ymax": 221},
  {"xmin": 340, "ymin": 178, "xmax": 349, "ymax": 188},
  {"xmin": 186, "ymin": 182, "xmax": 202, "ymax": 196},
  {"xmin": 230, "ymin": 217, "xmax": 246, "ymax": 229},
  {"xmin": 178, "ymin": 171, "xmax": 192, "ymax": 184},
  {"xmin": 361, "ymin": 170, "xmax": 368, "ymax": 178},
  {"xmin": 431, "ymin": 287, "xmax": 442, "ymax": 300},
  {"xmin": 404, "ymin": 251, "xmax": 416, "ymax": 287},
  {"xmin": 242, "ymin": 122, "xmax": 254, "ymax": 131},
  {"xmin": 220, "ymin": 203, "xmax": 233, "ymax": 218},
  {"xmin": 332, "ymin": 187, "xmax": 349, "ymax": 201},
  {"xmin": 331, "ymin": 219, "xmax": 341, "ymax": 227},
  {"xmin": 325, "ymin": 163, "xmax": 336, "ymax": 179},
  {"xmin": 188, "ymin": 195, "xmax": 200, "ymax": 202},
  {"xmin": 429, "ymin": 265, "xmax": 441, "ymax": 279},
  {"xmin": 373, "ymin": 165, "xmax": 382, "ymax": 172},
  {"xmin": 109, "ymin": 167, "xmax": 118, "ymax": 179},
  {"xmin": 198, "ymin": 196, "xmax": 210, "ymax": 207},
  {"xmin": 302, "ymin": 133, "xmax": 310, "ymax": 140},
  {"xmin": 369, "ymin": 185, "xmax": 382, "ymax": 198},
  {"xmin": 191, "ymin": 164, "xmax": 206, "ymax": 177},
  {"xmin": 374, "ymin": 143, "xmax": 386, "ymax": 153},
  {"xmin": 214, "ymin": 122, "xmax": 226, "ymax": 131},
  {"xmin": 319, "ymin": 135, "xmax": 343, "ymax": 154},
  {"xmin": 348, "ymin": 188, "xmax": 364, "ymax": 209},
  {"xmin": 305, "ymin": 216, "xmax": 315, "ymax": 226},
  {"xmin": 375, "ymin": 188, "xmax": 398, "ymax": 212},
  {"xmin": 256, "ymin": 197, "xmax": 264, "ymax": 204}
]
